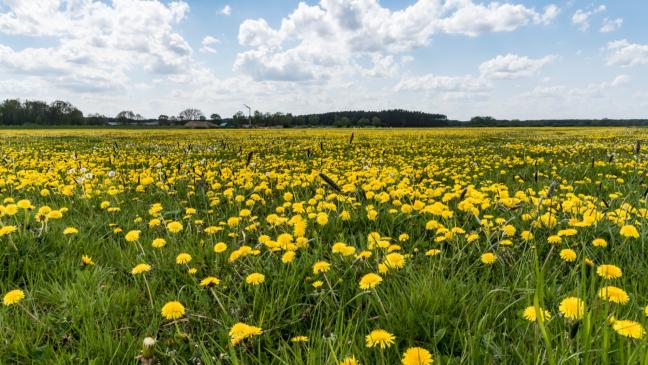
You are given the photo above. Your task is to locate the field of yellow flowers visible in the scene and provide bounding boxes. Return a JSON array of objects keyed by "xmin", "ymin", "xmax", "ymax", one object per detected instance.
[{"xmin": 2, "ymin": 127, "xmax": 648, "ymax": 364}]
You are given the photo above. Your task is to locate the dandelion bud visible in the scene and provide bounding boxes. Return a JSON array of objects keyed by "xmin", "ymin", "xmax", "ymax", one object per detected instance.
[{"xmin": 143, "ymin": 337, "xmax": 156, "ymax": 356}]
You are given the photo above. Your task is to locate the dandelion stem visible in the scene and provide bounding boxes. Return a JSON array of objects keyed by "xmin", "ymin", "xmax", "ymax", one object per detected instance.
[
  {"xmin": 372, "ymin": 289, "xmax": 388, "ymax": 318},
  {"xmin": 323, "ymin": 274, "xmax": 338, "ymax": 306},
  {"xmin": 209, "ymin": 288, "xmax": 228, "ymax": 316},
  {"xmin": 142, "ymin": 275, "xmax": 154, "ymax": 309},
  {"xmin": 19, "ymin": 303, "xmax": 44, "ymax": 326}
]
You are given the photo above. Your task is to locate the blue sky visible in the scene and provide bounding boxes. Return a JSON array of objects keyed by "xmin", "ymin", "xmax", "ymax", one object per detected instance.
[{"xmin": 0, "ymin": 0, "xmax": 647, "ymax": 120}]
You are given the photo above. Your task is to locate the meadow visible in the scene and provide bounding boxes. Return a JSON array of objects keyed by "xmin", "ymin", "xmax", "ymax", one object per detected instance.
[{"xmin": 1, "ymin": 127, "xmax": 648, "ymax": 364}]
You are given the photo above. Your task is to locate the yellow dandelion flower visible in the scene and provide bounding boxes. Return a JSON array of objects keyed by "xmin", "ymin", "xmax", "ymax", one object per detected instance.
[
  {"xmin": 359, "ymin": 273, "xmax": 382, "ymax": 290},
  {"xmin": 246, "ymin": 272, "xmax": 265, "ymax": 285},
  {"xmin": 401, "ymin": 347, "xmax": 433, "ymax": 365},
  {"xmin": 384, "ymin": 253, "xmax": 406, "ymax": 269},
  {"xmin": 200, "ymin": 276, "xmax": 220, "ymax": 287},
  {"xmin": 598, "ymin": 286, "xmax": 629, "ymax": 304},
  {"xmin": 559, "ymin": 249, "xmax": 577, "ymax": 262},
  {"xmin": 281, "ymin": 251, "xmax": 296, "ymax": 264},
  {"xmin": 17, "ymin": 199, "xmax": 33, "ymax": 210},
  {"xmin": 365, "ymin": 329, "xmax": 395, "ymax": 349},
  {"xmin": 125, "ymin": 230, "xmax": 141, "ymax": 242},
  {"xmin": 426, "ymin": 249, "xmax": 441, "ymax": 257},
  {"xmin": 229, "ymin": 322, "xmax": 262, "ymax": 345},
  {"xmin": 63, "ymin": 227, "xmax": 79, "ymax": 235},
  {"xmin": 313, "ymin": 261, "xmax": 331, "ymax": 274},
  {"xmin": 131, "ymin": 263, "xmax": 151, "ymax": 275},
  {"xmin": 152, "ymin": 238, "xmax": 166, "ymax": 248},
  {"xmin": 592, "ymin": 238, "xmax": 607, "ymax": 247},
  {"xmin": 339, "ymin": 356, "xmax": 359, "ymax": 365},
  {"xmin": 597, "ymin": 264, "xmax": 622, "ymax": 279},
  {"xmin": 316, "ymin": 213, "xmax": 329, "ymax": 225},
  {"xmin": 480, "ymin": 252, "xmax": 497, "ymax": 265},
  {"xmin": 620, "ymin": 225, "xmax": 639, "ymax": 239},
  {"xmin": 3, "ymin": 289, "xmax": 25, "ymax": 306},
  {"xmin": 81, "ymin": 255, "xmax": 95, "ymax": 266},
  {"xmin": 0, "ymin": 225, "xmax": 18, "ymax": 236},
  {"xmin": 213, "ymin": 242, "xmax": 227, "ymax": 253},
  {"xmin": 522, "ymin": 306, "xmax": 551, "ymax": 322},
  {"xmin": 612, "ymin": 319, "xmax": 645, "ymax": 339},
  {"xmin": 559, "ymin": 297, "xmax": 585, "ymax": 320},
  {"xmin": 312, "ymin": 280, "xmax": 323, "ymax": 288},
  {"xmin": 161, "ymin": 301, "xmax": 185, "ymax": 320},
  {"xmin": 176, "ymin": 253, "xmax": 192, "ymax": 264},
  {"xmin": 166, "ymin": 221, "xmax": 183, "ymax": 233}
]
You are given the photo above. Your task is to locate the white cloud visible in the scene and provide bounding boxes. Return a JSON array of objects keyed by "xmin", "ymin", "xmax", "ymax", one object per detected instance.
[
  {"xmin": 571, "ymin": 5, "xmax": 605, "ymax": 32},
  {"xmin": 200, "ymin": 36, "xmax": 220, "ymax": 54},
  {"xmin": 524, "ymin": 74, "xmax": 629, "ymax": 100},
  {"xmin": 400, "ymin": 55, "xmax": 415, "ymax": 64},
  {"xmin": 479, "ymin": 54, "xmax": 557, "ymax": 79},
  {"xmin": 395, "ymin": 74, "xmax": 491, "ymax": 93},
  {"xmin": 606, "ymin": 39, "xmax": 648, "ymax": 67},
  {"xmin": 600, "ymin": 17, "xmax": 623, "ymax": 33},
  {"xmin": 220, "ymin": 4, "xmax": 231, "ymax": 16},
  {"xmin": 610, "ymin": 74, "xmax": 630, "ymax": 87},
  {"xmin": 438, "ymin": 2, "xmax": 559, "ymax": 36},
  {"xmin": 541, "ymin": 5, "xmax": 561, "ymax": 24},
  {"xmin": 357, "ymin": 54, "xmax": 398, "ymax": 77},
  {"xmin": 235, "ymin": 0, "xmax": 559, "ymax": 81},
  {"xmin": 0, "ymin": 0, "xmax": 193, "ymax": 92}
]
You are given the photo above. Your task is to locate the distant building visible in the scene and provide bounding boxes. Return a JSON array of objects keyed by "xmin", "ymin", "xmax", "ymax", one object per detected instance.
[{"xmin": 183, "ymin": 120, "xmax": 217, "ymax": 129}]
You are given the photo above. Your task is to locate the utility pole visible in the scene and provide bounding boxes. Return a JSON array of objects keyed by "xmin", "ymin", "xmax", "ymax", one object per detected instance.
[{"xmin": 243, "ymin": 104, "xmax": 251, "ymax": 127}]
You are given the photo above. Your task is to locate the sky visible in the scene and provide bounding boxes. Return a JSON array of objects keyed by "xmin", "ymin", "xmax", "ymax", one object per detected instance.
[{"xmin": 0, "ymin": 0, "xmax": 647, "ymax": 120}]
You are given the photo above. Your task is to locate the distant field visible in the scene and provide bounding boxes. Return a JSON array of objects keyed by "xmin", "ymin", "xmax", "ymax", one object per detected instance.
[{"xmin": 1, "ymin": 127, "xmax": 648, "ymax": 364}]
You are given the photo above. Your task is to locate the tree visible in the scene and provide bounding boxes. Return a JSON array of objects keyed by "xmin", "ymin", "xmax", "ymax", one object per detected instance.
[
  {"xmin": 210, "ymin": 113, "xmax": 221, "ymax": 121},
  {"xmin": 470, "ymin": 116, "xmax": 496, "ymax": 125},
  {"xmin": 253, "ymin": 110, "xmax": 263, "ymax": 125},
  {"xmin": 307, "ymin": 114, "xmax": 319, "ymax": 126},
  {"xmin": 49, "ymin": 100, "xmax": 83, "ymax": 124},
  {"xmin": 0, "ymin": 99, "xmax": 23, "ymax": 125},
  {"xmin": 116, "ymin": 111, "xmax": 136, "ymax": 121},
  {"xmin": 24, "ymin": 100, "xmax": 48, "ymax": 124},
  {"xmin": 178, "ymin": 108, "xmax": 204, "ymax": 121},
  {"xmin": 158, "ymin": 115, "xmax": 169, "ymax": 121},
  {"xmin": 232, "ymin": 111, "xmax": 246, "ymax": 126}
]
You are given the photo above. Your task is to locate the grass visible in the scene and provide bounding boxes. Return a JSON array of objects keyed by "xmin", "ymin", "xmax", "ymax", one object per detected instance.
[{"xmin": 0, "ymin": 127, "xmax": 648, "ymax": 364}]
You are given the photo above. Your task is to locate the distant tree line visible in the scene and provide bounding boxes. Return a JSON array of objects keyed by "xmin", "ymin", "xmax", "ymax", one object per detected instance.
[
  {"xmin": 466, "ymin": 116, "xmax": 648, "ymax": 127},
  {"xmin": 0, "ymin": 99, "xmax": 84, "ymax": 125},
  {"xmin": 2, "ymin": 98, "xmax": 648, "ymax": 128}
]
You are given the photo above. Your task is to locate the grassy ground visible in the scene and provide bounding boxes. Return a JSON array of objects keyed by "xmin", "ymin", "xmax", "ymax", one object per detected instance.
[{"xmin": 1, "ymin": 128, "xmax": 648, "ymax": 364}]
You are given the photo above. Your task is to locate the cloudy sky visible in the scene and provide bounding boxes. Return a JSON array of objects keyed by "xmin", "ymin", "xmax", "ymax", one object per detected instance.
[{"xmin": 0, "ymin": 0, "xmax": 646, "ymax": 120}]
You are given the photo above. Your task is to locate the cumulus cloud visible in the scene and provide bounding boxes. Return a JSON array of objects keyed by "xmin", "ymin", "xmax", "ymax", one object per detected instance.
[
  {"xmin": 220, "ymin": 5, "xmax": 232, "ymax": 16},
  {"xmin": 395, "ymin": 74, "xmax": 491, "ymax": 93},
  {"xmin": 0, "ymin": 0, "xmax": 193, "ymax": 92},
  {"xmin": 438, "ymin": 3, "xmax": 559, "ymax": 36},
  {"xmin": 524, "ymin": 74, "xmax": 630, "ymax": 101},
  {"xmin": 606, "ymin": 39, "xmax": 648, "ymax": 67},
  {"xmin": 200, "ymin": 36, "xmax": 220, "ymax": 54},
  {"xmin": 235, "ymin": 0, "xmax": 559, "ymax": 81},
  {"xmin": 600, "ymin": 17, "xmax": 623, "ymax": 33},
  {"xmin": 479, "ymin": 54, "xmax": 557, "ymax": 79},
  {"xmin": 571, "ymin": 5, "xmax": 605, "ymax": 32}
]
